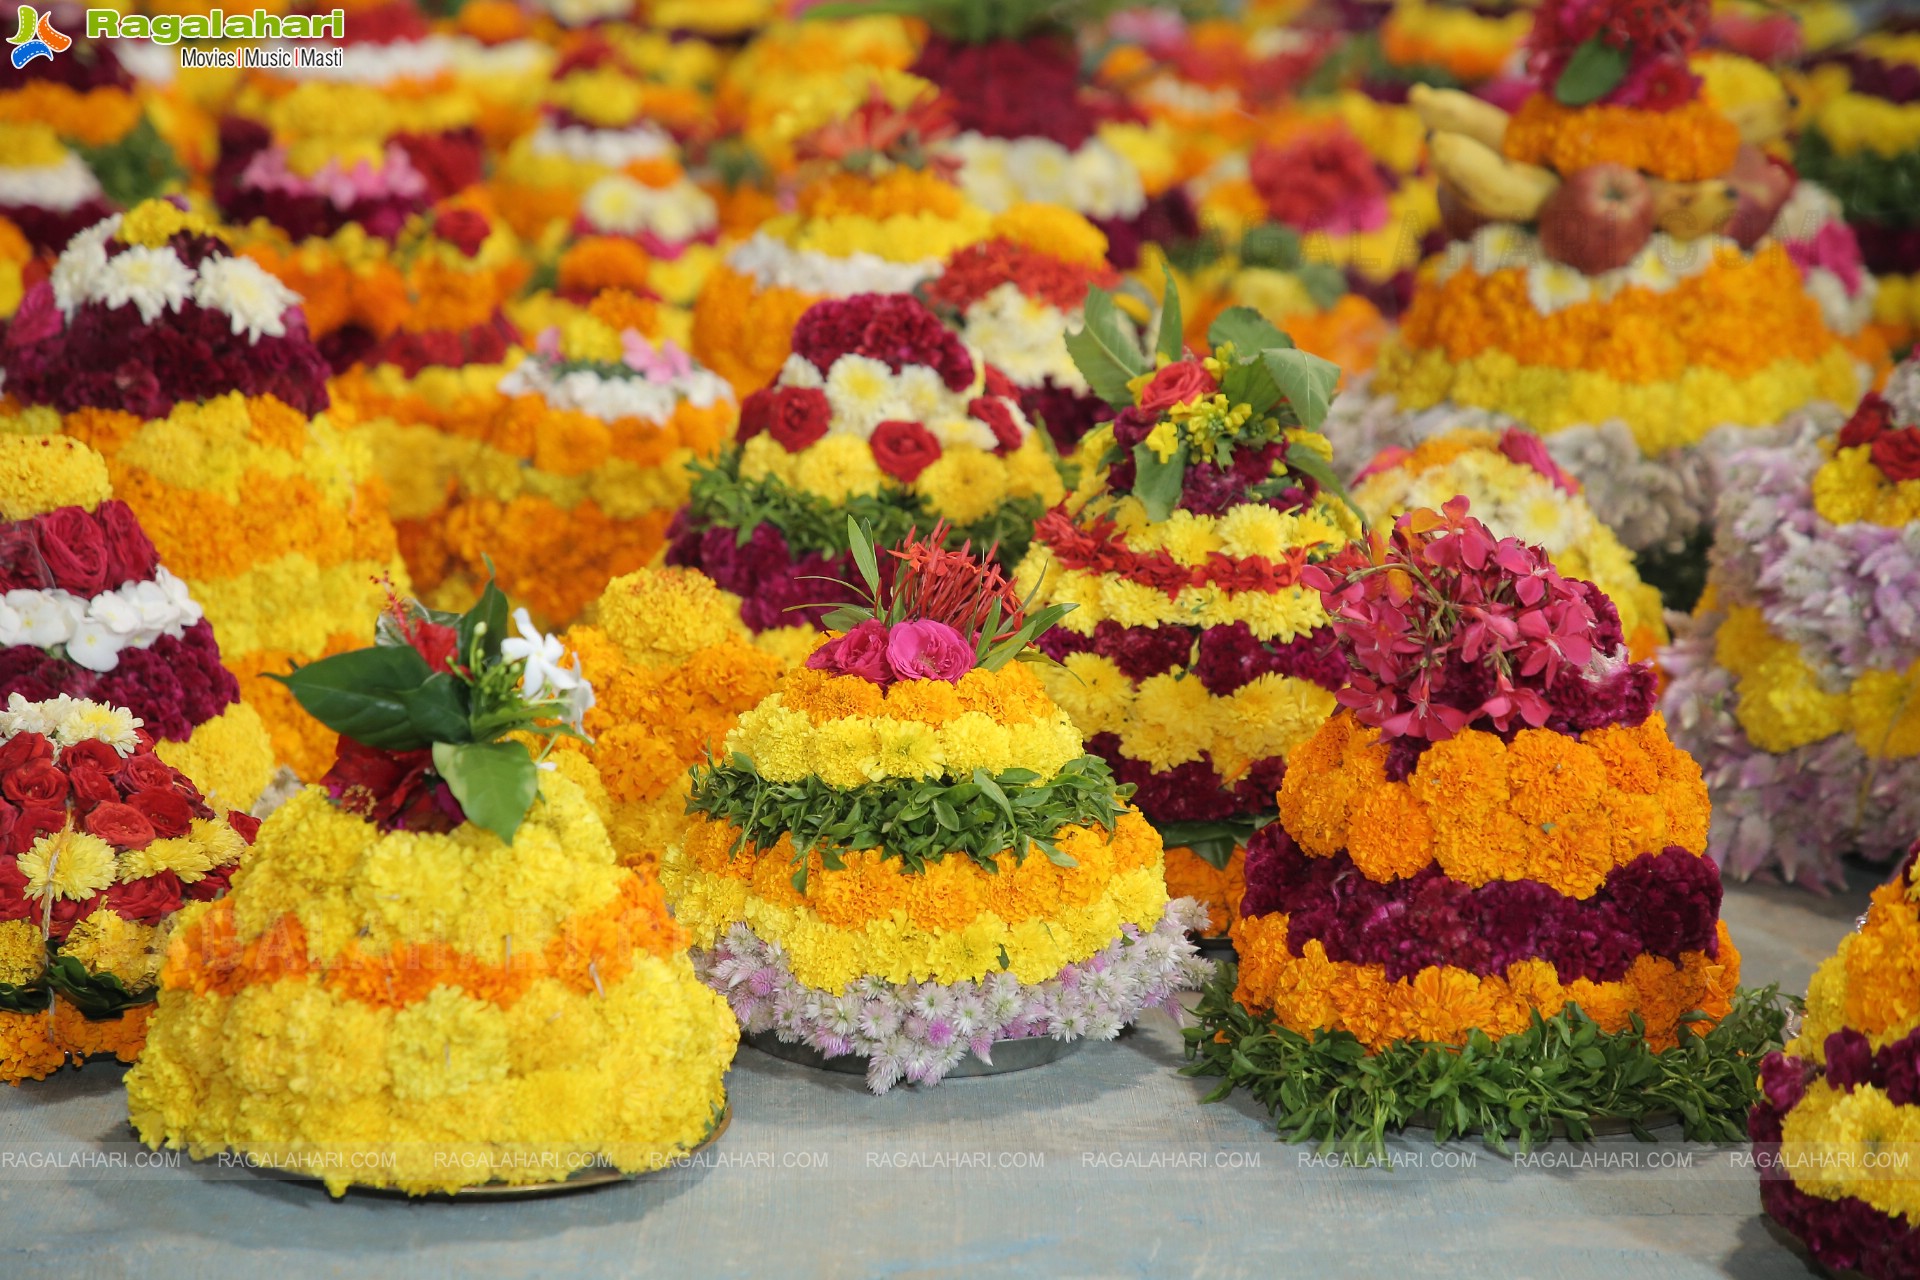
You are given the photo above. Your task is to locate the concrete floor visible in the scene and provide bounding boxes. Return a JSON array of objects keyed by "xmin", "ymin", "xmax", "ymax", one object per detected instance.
[{"xmin": 0, "ymin": 869, "xmax": 1883, "ymax": 1280}]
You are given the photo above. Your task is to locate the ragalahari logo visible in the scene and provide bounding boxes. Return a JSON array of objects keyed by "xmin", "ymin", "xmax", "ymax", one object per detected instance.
[{"xmin": 9, "ymin": 5, "xmax": 70, "ymax": 67}]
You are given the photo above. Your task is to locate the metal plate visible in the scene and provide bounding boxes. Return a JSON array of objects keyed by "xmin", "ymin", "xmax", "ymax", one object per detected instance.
[
  {"xmin": 1401, "ymin": 1108, "xmax": 1682, "ymax": 1138},
  {"xmin": 216, "ymin": 1105, "xmax": 731, "ymax": 1199},
  {"xmin": 746, "ymin": 1031, "xmax": 1082, "ymax": 1079}
]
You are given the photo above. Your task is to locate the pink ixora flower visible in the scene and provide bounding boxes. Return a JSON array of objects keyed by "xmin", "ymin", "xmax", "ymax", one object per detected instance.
[
  {"xmin": 886, "ymin": 619, "xmax": 974, "ymax": 683},
  {"xmin": 806, "ymin": 618, "xmax": 894, "ymax": 685}
]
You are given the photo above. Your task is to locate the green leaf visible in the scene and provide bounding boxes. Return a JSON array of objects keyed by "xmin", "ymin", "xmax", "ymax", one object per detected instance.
[
  {"xmin": 1158, "ymin": 818, "xmax": 1263, "ymax": 871},
  {"xmin": 1237, "ymin": 223, "xmax": 1303, "ymax": 271},
  {"xmin": 1064, "ymin": 287, "xmax": 1149, "ymax": 409},
  {"xmin": 1131, "ymin": 441, "xmax": 1188, "ymax": 523},
  {"xmin": 846, "ymin": 515, "xmax": 882, "ymax": 600},
  {"xmin": 1156, "ymin": 262, "xmax": 1186, "ymax": 364},
  {"xmin": 432, "ymin": 740, "xmax": 540, "ymax": 846},
  {"xmin": 44, "ymin": 955, "xmax": 152, "ymax": 1020},
  {"xmin": 1206, "ymin": 306, "xmax": 1294, "ymax": 357},
  {"xmin": 460, "ymin": 576, "xmax": 511, "ymax": 666},
  {"xmin": 1554, "ymin": 36, "xmax": 1630, "ymax": 108},
  {"xmin": 269, "ymin": 645, "xmax": 437, "ymax": 750},
  {"xmin": 1284, "ymin": 437, "xmax": 1367, "ymax": 530},
  {"xmin": 1296, "ymin": 262, "xmax": 1350, "ymax": 312},
  {"xmin": 403, "ymin": 672, "xmax": 472, "ymax": 744},
  {"xmin": 1260, "ymin": 347, "xmax": 1341, "ymax": 432}
]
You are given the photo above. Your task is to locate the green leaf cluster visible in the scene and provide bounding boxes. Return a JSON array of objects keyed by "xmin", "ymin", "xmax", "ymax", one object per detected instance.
[
  {"xmin": 1796, "ymin": 127, "xmax": 1920, "ymax": 226},
  {"xmin": 1158, "ymin": 814, "xmax": 1273, "ymax": 871},
  {"xmin": 687, "ymin": 753, "xmax": 1131, "ymax": 890},
  {"xmin": 1554, "ymin": 37, "xmax": 1630, "ymax": 108},
  {"xmin": 75, "ymin": 114, "xmax": 184, "ymax": 209},
  {"xmin": 0, "ymin": 947, "xmax": 157, "ymax": 1020},
  {"xmin": 683, "ymin": 450, "xmax": 1054, "ymax": 566},
  {"xmin": 801, "ymin": 0, "xmax": 1127, "ymax": 43},
  {"xmin": 1181, "ymin": 962, "xmax": 1794, "ymax": 1162}
]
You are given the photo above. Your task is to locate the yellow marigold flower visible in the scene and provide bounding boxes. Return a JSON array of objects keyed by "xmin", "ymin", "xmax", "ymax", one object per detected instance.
[
  {"xmin": 809, "ymin": 717, "xmax": 883, "ymax": 789},
  {"xmin": 728, "ymin": 700, "xmax": 814, "ymax": 782},
  {"xmin": 988, "ymin": 203, "xmax": 1109, "ymax": 269},
  {"xmin": 57, "ymin": 909, "xmax": 162, "ymax": 991},
  {"xmin": 791, "ymin": 434, "xmax": 884, "ymax": 503},
  {"xmin": 869, "ymin": 716, "xmax": 942, "ymax": 781},
  {"xmin": 914, "ymin": 446, "xmax": 1008, "ymax": 525},
  {"xmin": 594, "ymin": 568, "xmax": 748, "ymax": 669},
  {"xmin": 936, "ymin": 711, "xmax": 1015, "ymax": 776},
  {"xmin": 0, "ymin": 435, "xmax": 113, "ymax": 522},
  {"xmin": 0, "ymin": 919, "xmax": 46, "ymax": 985},
  {"xmin": 117, "ymin": 199, "xmax": 222, "ymax": 249},
  {"xmin": 20, "ymin": 829, "xmax": 117, "ymax": 902},
  {"xmin": 118, "ymin": 836, "xmax": 214, "ymax": 885}
]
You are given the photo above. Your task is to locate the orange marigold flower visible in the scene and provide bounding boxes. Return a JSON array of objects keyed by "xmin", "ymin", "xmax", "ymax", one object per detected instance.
[{"xmin": 1502, "ymin": 94, "xmax": 1742, "ymax": 183}]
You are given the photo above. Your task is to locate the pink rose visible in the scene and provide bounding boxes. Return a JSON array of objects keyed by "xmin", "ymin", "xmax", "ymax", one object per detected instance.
[
  {"xmin": 805, "ymin": 619, "xmax": 894, "ymax": 685},
  {"xmin": 885, "ymin": 620, "xmax": 974, "ymax": 684}
]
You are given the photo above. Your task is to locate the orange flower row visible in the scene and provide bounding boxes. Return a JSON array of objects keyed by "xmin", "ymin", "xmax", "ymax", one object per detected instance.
[
  {"xmin": 1162, "ymin": 846, "xmax": 1246, "ymax": 937},
  {"xmin": 1278, "ymin": 712, "xmax": 1710, "ymax": 898},
  {"xmin": 1501, "ymin": 94, "xmax": 1742, "ymax": 182},
  {"xmin": 65, "ymin": 395, "xmax": 311, "ymax": 461},
  {"xmin": 242, "ymin": 244, "xmax": 409, "ymax": 341},
  {"xmin": 559, "ymin": 238, "xmax": 658, "ymax": 299},
  {"xmin": 796, "ymin": 169, "xmax": 969, "ymax": 222},
  {"xmin": 108, "ymin": 468, "xmax": 400, "ymax": 583},
  {"xmin": 680, "ymin": 810, "xmax": 1162, "ymax": 933},
  {"xmin": 1398, "ymin": 245, "xmax": 1841, "ymax": 384},
  {"xmin": 690, "ymin": 265, "xmax": 820, "ymax": 394},
  {"xmin": 163, "ymin": 874, "xmax": 685, "ymax": 1012},
  {"xmin": 1232, "ymin": 912, "xmax": 1741, "ymax": 1052},
  {"xmin": 0, "ymin": 1001, "xmax": 151, "ymax": 1084},
  {"xmin": 485, "ymin": 396, "xmax": 735, "ymax": 474},
  {"xmin": 229, "ymin": 633, "xmax": 362, "ymax": 780},
  {"xmin": 778, "ymin": 663, "xmax": 1059, "ymax": 729},
  {"xmin": 0, "ymin": 82, "xmax": 142, "ymax": 148}
]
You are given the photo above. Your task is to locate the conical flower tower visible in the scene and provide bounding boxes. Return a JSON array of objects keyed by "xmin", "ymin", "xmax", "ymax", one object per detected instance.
[
  {"xmin": 0, "ymin": 200, "xmax": 408, "ymax": 780},
  {"xmin": 661, "ymin": 524, "xmax": 1210, "ymax": 1092},
  {"xmin": 1327, "ymin": 0, "xmax": 1871, "ymax": 593},
  {"xmin": 1350, "ymin": 427, "xmax": 1668, "ymax": 663},
  {"xmin": 1014, "ymin": 297, "xmax": 1357, "ymax": 934},
  {"xmin": 560, "ymin": 567, "xmax": 786, "ymax": 872},
  {"xmin": 1663, "ymin": 358, "xmax": 1920, "ymax": 890},
  {"xmin": 127, "ymin": 582, "xmax": 738, "ymax": 1195},
  {"xmin": 1750, "ymin": 846, "xmax": 1920, "ymax": 1279},
  {"xmin": 1187, "ymin": 498, "xmax": 1775, "ymax": 1147},
  {"xmin": 0, "ymin": 694, "xmax": 260, "ymax": 1083},
  {"xmin": 0, "ymin": 434, "xmax": 275, "ymax": 810}
]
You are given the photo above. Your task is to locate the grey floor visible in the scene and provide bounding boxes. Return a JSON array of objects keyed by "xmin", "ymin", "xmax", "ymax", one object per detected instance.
[{"xmin": 0, "ymin": 869, "xmax": 1882, "ymax": 1279}]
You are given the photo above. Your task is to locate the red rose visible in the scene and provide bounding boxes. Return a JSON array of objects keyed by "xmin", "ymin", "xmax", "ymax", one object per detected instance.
[
  {"xmin": 804, "ymin": 618, "xmax": 894, "ymax": 685},
  {"xmin": 0, "ymin": 523, "xmax": 53, "ymax": 592},
  {"xmin": 45, "ymin": 895, "xmax": 98, "ymax": 942},
  {"xmin": 225, "ymin": 810, "xmax": 261, "ymax": 843},
  {"xmin": 968, "ymin": 396, "xmax": 1022, "ymax": 455},
  {"xmin": 8, "ymin": 805, "xmax": 64, "ymax": 856},
  {"xmin": 1871, "ymin": 427, "xmax": 1920, "ymax": 482},
  {"xmin": 1136, "ymin": 360, "xmax": 1216, "ymax": 413},
  {"xmin": 34, "ymin": 505, "xmax": 112, "ymax": 596},
  {"xmin": 0, "ymin": 853, "xmax": 30, "ymax": 922},
  {"xmin": 982, "ymin": 364, "xmax": 1018, "ymax": 400},
  {"xmin": 870, "ymin": 420, "xmax": 944, "ymax": 482},
  {"xmin": 3, "ymin": 761, "xmax": 67, "ymax": 807},
  {"xmin": 765, "ymin": 387, "xmax": 832, "ymax": 453},
  {"xmin": 86, "ymin": 801, "xmax": 156, "ymax": 849},
  {"xmin": 117, "ymin": 750, "xmax": 179, "ymax": 795},
  {"xmin": 67, "ymin": 763, "xmax": 119, "ymax": 811},
  {"xmin": 0, "ymin": 733, "xmax": 52, "ymax": 774},
  {"xmin": 737, "ymin": 388, "xmax": 776, "ymax": 442},
  {"xmin": 185, "ymin": 862, "xmax": 233, "ymax": 902},
  {"xmin": 97, "ymin": 501, "xmax": 159, "ymax": 586},
  {"xmin": 61, "ymin": 739, "xmax": 121, "ymax": 774},
  {"xmin": 128, "ymin": 789, "xmax": 193, "ymax": 839},
  {"xmin": 434, "ymin": 208, "xmax": 492, "ymax": 258},
  {"xmin": 105, "ymin": 871, "xmax": 183, "ymax": 923},
  {"xmin": 1840, "ymin": 393, "xmax": 1892, "ymax": 449}
]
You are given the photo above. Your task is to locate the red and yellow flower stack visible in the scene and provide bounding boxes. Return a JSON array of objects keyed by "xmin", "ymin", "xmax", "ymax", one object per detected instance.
[
  {"xmin": 0, "ymin": 695, "xmax": 259, "ymax": 1083},
  {"xmin": 1016, "ymin": 301, "xmax": 1357, "ymax": 933},
  {"xmin": 1751, "ymin": 847, "xmax": 1920, "ymax": 1279},
  {"xmin": 1232, "ymin": 498, "xmax": 1739, "ymax": 1054},
  {"xmin": 0, "ymin": 200, "xmax": 408, "ymax": 780}
]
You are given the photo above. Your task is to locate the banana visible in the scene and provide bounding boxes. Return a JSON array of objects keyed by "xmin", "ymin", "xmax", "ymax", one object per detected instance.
[
  {"xmin": 1409, "ymin": 84, "xmax": 1510, "ymax": 151},
  {"xmin": 1650, "ymin": 178, "xmax": 1740, "ymax": 239},
  {"xmin": 1428, "ymin": 131, "xmax": 1560, "ymax": 223}
]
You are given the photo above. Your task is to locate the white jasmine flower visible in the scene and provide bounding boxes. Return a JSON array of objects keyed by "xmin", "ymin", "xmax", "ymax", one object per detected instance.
[
  {"xmin": 64, "ymin": 619, "xmax": 123, "ymax": 674},
  {"xmin": 8, "ymin": 590, "xmax": 79, "ymax": 649},
  {"xmin": 502, "ymin": 607, "xmax": 581, "ymax": 701}
]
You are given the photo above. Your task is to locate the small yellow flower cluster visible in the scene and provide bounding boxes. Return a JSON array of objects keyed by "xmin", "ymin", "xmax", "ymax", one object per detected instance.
[
  {"xmin": 1807, "ymin": 91, "xmax": 1920, "ymax": 159},
  {"xmin": 116, "ymin": 201, "xmax": 224, "ymax": 249},
  {"xmin": 0, "ymin": 432, "xmax": 113, "ymax": 521},
  {"xmin": 1713, "ymin": 605, "xmax": 1920, "ymax": 757},
  {"xmin": 736, "ymin": 430, "xmax": 1065, "ymax": 526},
  {"xmin": 1811, "ymin": 442, "xmax": 1920, "ymax": 527},
  {"xmin": 1017, "ymin": 563, "xmax": 1332, "ymax": 643}
]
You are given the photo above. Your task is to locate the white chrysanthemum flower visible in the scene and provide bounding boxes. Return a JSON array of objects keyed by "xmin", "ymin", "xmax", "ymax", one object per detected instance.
[
  {"xmin": 891, "ymin": 362, "xmax": 954, "ymax": 423},
  {"xmin": 1065, "ymin": 138, "xmax": 1146, "ymax": 219},
  {"xmin": 823, "ymin": 354, "xmax": 908, "ymax": 437},
  {"xmin": 581, "ymin": 174, "xmax": 716, "ymax": 243},
  {"xmin": 1619, "ymin": 242, "xmax": 1682, "ymax": 293},
  {"xmin": 49, "ymin": 217, "xmax": 119, "ymax": 316},
  {"xmin": 0, "ymin": 153, "xmax": 103, "ymax": 212},
  {"xmin": 777, "ymin": 351, "xmax": 825, "ymax": 390},
  {"xmin": 1470, "ymin": 223, "xmax": 1537, "ymax": 276},
  {"xmin": 98, "ymin": 245, "xmax": 194, "ymax": 323},
  {"xmin": 55, "ymin": 700, "xmax": 143, "ymax": 753},
  {"xmin": 962, "ymin": 284, "xmax": 1081, "ymax": 390},
  {"xmin": 1008, "ymin": 136, "xmax": 1074, "ymax": 206},
  {"xmin": 192, "ymin": 254, "xmax": 297, "ymax": 341}
]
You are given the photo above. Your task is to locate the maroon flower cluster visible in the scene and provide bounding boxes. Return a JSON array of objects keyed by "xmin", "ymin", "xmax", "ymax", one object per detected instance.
[
  {"xmin": 1751, "ymin": 1053, "xmax": 1920, "ymax": 1279},
  {"xmin": 360, "ymin": 312, "xmax": 520, "ymax": 378},
  {"xmin": 1304, "ymin": 498, "xmax": 1656, "ymax": 745},
  {"xmin": 1017, "ymin": 377, "xmax": 1114, "ymax": 453},
  {"xmin": 0, "ymin": 501, "xmax": 158, "ymax": 596},
  {"xmin": 1241, "ymin": 829, "xmax": 1723, "ymax": 982},
  {"xmin": 1035, "ymin": 620, "xmax": 1346, "ymax": 697},
  {"xmin": 1087, "ymin": 732, "xmax": 1287, "ymax": 825},
  {"xmin": 0, "ymin": 730, "xmax": 259, "ymax": 940},
  {"xmin": 1092, "ymin": 190, "xmax": 1199, "ymax": 272},
  {"xmin": 1, "ymin": 249, "xmax": 332, "ymax": 419},
  {"xmin": 910, "ymin": 35, "xmax": 1104, "ymax": 147},
  {"xmin": 664, "ymin": 518, "xmax": 852, "ymax": 634},
  {"xmin": 0, "ymin": 623, "xmax": 241, "ymax": 744},
  {"xmin": 320, "ymin": 738, "xmax": 466, "ymax": 835},
  {"xmin": 789, "ymin": 293, "xmax": 975, "ymax": 392},
  {"xmin": 0, "ymin": 199, "xmax": 119, "ymax": 257}
]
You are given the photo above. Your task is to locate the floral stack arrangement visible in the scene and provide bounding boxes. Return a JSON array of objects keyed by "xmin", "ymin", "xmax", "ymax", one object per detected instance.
[
  {"xmin": 1184, "ymin": 497, "xmax": 1786, "ymax": 1151},
  {"xmin": 1663, "ymin": 359, "xmax": 1920, "ymax": 890},
  {"xmin": 0, "ymin": 200, "xmax": 410, "ymax": 780},
  {"xmin": 1330, "ymin": 0, "xmax": 1869, "ymax": 596},
  {"xmin": 917, "ymin": 204, "xmax": 1121, "ymax": 453},
  {"xmin": 1374, "ymin": 0, "xmax": 1533, "ymax": 104},
  {"xmin": 0, "ymin": 694, "xmax": 259, "ymax": 1083},
  {"xmin": 1015, "ymin": 294, "xmax": 1358, "ymax": 934},
  {"xmin": 661, "ymin": 522, "xmax": 1211, "ymax": 1092},
  {"xmin": 690, "ymin": 85, "xmax": 992, "ymax": 395},
  {"xmin": 549, "ymin": 149, "xmax": 723, "ymax": 313},
  {"xmin": 667, "ymin": 290, "xmax": 1065, "ymax": 650},
  {"xmin": 0, "ymin": 434, "xmax": 276, "ymax": 811},
  {"xmin": 373, "ymin": 287, "xmax": 736, "ymax": 629},
  {"xmin": 126, "ymin": 580, "xmax": 739, "ymax": 1195},
  {"xmin": 560, "ymin": 567, "xmax": 785, "ymax": 871},
  {"xmin": 0, "ymin": 124, "xmax": 118, "ymax": 258},
  {"xmin": 1751, "ymin": 844, "xmax": 1920, "ymax": 1280},
  {"xmin": 1797, "ymin": 30, "xmax": 1920, "ymax": 342},
  {"xmin": 1350, "ymin": 427, "xmax": 1668, "ymax": 663}
]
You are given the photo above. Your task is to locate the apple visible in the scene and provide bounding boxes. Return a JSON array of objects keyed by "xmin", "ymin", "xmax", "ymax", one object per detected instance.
[
  {"xmin": 1437, "ymin": 181, "xmax": 1492, "ymax": 243},
  {"xmin": 1536, "ymin": 163, "xmax": 1656, "ymax": 275},
  {"xmin": 1722, "ymin": 144, "xmax": 1795, "ymax": 249}
]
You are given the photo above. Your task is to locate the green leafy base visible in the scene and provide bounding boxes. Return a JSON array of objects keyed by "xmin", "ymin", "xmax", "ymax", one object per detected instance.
[
  {"xmin": 1158, "ymin": 815, "xmax": 1271, "ymax": 871},
  {"xmin": 0, "ymin": 951, "xmax": 153, "ymax": 1022},
  {"xmin": 1180, "ymin": 961, "xmax": 1793, "ymax": 1161}
]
